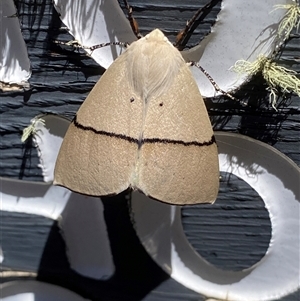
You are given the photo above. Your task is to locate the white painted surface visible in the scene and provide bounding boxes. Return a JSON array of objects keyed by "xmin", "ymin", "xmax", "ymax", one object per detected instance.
[{"xmin": 0, "ymin": 0, "xmax": 31, "ymax": 85}]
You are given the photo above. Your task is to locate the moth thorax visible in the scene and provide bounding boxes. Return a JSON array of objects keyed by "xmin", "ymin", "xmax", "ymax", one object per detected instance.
[{"xmin": 126, "ymin": 39, "xmax": 184, "ymax": 101}]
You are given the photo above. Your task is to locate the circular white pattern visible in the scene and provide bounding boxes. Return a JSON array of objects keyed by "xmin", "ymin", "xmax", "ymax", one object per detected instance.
[
  {"xmin": 131, "ymin": 132, "xmax": 300, "ymax": 300},
  {"xmin": 0, "ymin": 281, "xmax": 88, "ymax": 301}
]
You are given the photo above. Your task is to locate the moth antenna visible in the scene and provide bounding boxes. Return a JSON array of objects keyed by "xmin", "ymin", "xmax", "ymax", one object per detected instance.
[
  {"xmin": 175, "ymin": 0, "xmax": 221, "ymax": 50},
  {"xmin": 53, "ymin": 39, "xmax": 82, "ymax": 48},
  {"xmin": 123, "ymin": 0, "xmax": 142, "ymax": 39},
  {"xmin": 190, "ymin": 61, "xmax": 244, "ymax": 104},
  {"xmin": 87, "ymin": 42, "xmax": 129, "ymax": 52},
  {"xmin": 53, "ymin": 40, "xmax": 129, "ymax": 53}
]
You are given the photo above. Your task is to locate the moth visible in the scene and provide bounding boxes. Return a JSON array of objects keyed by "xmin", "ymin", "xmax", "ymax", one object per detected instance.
[{"xmin": 54, "ymin": 28, "xmax": 219, "ymax": 205}]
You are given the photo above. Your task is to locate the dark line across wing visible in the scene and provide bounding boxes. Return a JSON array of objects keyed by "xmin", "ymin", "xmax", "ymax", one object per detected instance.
[{"xmin": 73, "ymin": 115, "xmax": 216, "ymax": 147}]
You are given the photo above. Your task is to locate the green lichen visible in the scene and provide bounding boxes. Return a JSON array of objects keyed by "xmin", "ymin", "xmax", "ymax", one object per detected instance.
[
  {"xmin": 21, "ymin": 117, "xmax": 45, "ymax": 142},
  {"xmin": 273, "ymin": 1, "xmax": 300, "ymax": 40},
  {"xmin": 231, "ymin": 55, "xmax": 300, "ymax": 109}
]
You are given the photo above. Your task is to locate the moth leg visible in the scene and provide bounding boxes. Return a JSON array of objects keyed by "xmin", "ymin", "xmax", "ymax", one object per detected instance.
[
  {"xmin": 174, "ymin": 0, "xmax": 221, "ymax": 50},
  {"xmin": 122, "ymin": 0, "xmax": 142, "ymax": 39}
]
